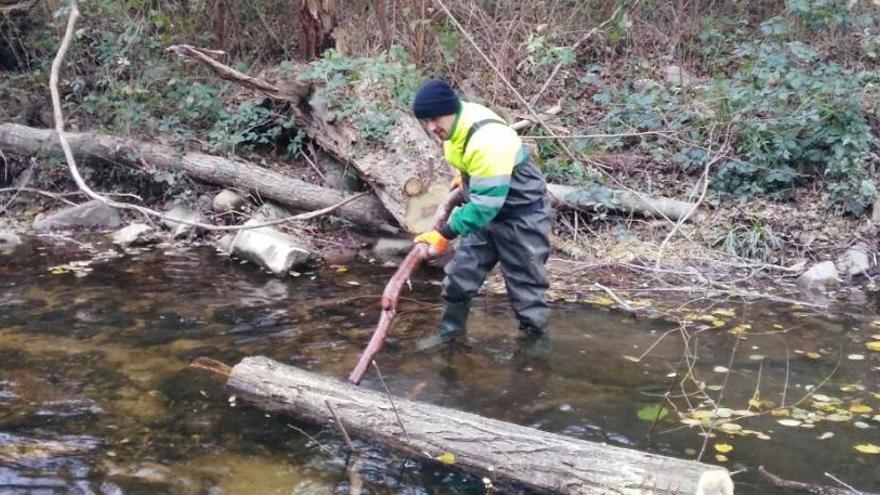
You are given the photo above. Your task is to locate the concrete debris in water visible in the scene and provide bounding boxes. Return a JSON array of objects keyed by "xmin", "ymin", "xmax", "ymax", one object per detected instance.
[
  {"xmin": 798, "ymin": 261, "xmax": 840, "ymax": 293},
  {"xmin": 33, "ymin": 200, "xmax": 122, "ymax": 233},
  {"xmin": 110, "ymin": 223, "xmax": 159, "ymax": 247},
  {"xmin": 212, "ymin": 189, "xmax": 245, "ymax": 213},
  {"xmin": 229, "ymin": 219, "xmax": 312, "ymax": 275},
  {"xmin": 162, "ymin": 204, "xmax": 203, "ymax": 239},
  {"xmin": 836, "ymin": 246, "xmax": 872, "ymax": 276}
]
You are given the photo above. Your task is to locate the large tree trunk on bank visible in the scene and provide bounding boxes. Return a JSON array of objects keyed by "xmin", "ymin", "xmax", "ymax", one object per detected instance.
[
  {"xmin": 223, "ymin": 356, "xmax": 730, "ymax": 495},
  {"xmin": 0, "ymin": 123, "xmax": 392, "ymax": 230},
  {"xmin": 166, "ymin": 46, "xmax": 702, "ymax": 228},
  {"xmin": 548, "ymin": 183, "xmax": 701, "ymax": 221},
  {"xmin": 168, "ymin": 44, "xmax": 453, "ymax": 234}
]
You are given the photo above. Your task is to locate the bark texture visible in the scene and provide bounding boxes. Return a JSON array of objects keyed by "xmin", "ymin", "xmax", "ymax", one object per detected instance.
[
  {"xmin": 228, "ymin": 356, "xmax": 731, "ymax": 495},
  {"xmin": 0, "ymin": 123, "xmax": 392, "ymax": 229},
  {"xmin": 548, "ymin": 183, "xmax": 700, "ymax": 221},
  {"xmin": 168, "ymin": 44, "xmax": 450, "ymax": 233}
]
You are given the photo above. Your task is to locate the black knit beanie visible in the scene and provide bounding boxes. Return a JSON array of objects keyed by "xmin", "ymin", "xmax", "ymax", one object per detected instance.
[{"xmin": 412, "ymin": 79, "xmax": 460, "ymax": 119}]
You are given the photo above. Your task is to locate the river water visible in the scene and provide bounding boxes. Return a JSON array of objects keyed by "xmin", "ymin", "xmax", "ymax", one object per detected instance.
[{"xmin": 1, "ymin": 236, "xmax": 879, "ymax": 494}]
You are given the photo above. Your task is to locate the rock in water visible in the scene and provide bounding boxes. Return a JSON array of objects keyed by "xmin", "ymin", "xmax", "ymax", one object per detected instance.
[
  {"xmin": 212, "ymin": 189, "xmax": 245, "ymax": 213},
  {"xmin": 0, "ymin": 230, "xmax": 22, "ymax": 247},
  {"xmin": 33, "ymin": 200, "xmax": 122, "ymax": 233},
  {"xmin": 162, "ymin": 204, "xmax": 203, "ymax": 239},
  {"xmin": 836, "ymin": 246, "xmax": 872, "ymax": 276},
  {"xmin": 371, "ymin": 238, "xmax": 413, "ymax": 263},
  {"xmin": 110, "ymin": 224, "xmax": 158, "ymax": 247},
  {"xmin": 798, "ymin": 261, "xmax": 839, "ymax": 292},
  {"xmin": 230, "ymin": 220, "xmax": 311, "ymax": 275}
]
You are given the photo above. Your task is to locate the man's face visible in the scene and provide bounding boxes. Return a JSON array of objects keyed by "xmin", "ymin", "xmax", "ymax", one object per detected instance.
[{"xmin": 423, "ymin": 114, "xmax": 456, "ymax": 142}]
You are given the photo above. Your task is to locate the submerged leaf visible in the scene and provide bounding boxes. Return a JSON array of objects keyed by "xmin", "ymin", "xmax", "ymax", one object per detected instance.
[
  {"xmin": 854, "ymin": 444, "xmax": 880, "ymax": 454},
  {"xmin": 435, "ymin": 452, "xmax": 456, "ymax": 464},
  {"xmin": 714, "ymin": 443, "xmax": 733, "ymax": 453},
  {"xmin": 850, "ymin": 404, "xmax": 873, "ymax": 414},
  {"xmin": 637, "ymin": 404, "xmax": 668, "ymax": 421}
]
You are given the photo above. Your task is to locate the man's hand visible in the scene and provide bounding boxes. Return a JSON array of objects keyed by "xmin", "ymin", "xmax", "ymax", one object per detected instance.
[
  {"xmin": 414, "ymin": 230, "xmax": 448, "ymax": 257},
  {"xmin": 450, "ymin": 171, "xmax": 463, "ymax": 190}
]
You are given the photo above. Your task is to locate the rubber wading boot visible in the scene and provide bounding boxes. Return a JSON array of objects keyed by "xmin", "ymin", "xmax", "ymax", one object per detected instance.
[
  {"xmin": 416, "ymin": 301, "xmax": 470, "ymax": 351},
  {"xmin": 518, "ymin": 323, "xmax": 550, "ymax": 357}
]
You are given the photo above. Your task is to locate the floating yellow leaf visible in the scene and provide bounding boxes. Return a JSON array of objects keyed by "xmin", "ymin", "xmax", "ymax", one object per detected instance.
[
  {"xmin": 772, "ymin": 408, "xmax": 790, "ymax": 417},
  {"xmin": 719, "ymin": 423, "xmax": 742, "ymax": 432},
  {"xmin": 866, "ymin": 341, "xmax": 880, "ymax": 352},
  {"xmin": 714, "ymin": 443, "xmax": 733, "ymax": 453},
  {"xmin": 713, "ymin": 308, "xmax": 736, "ymax": 317},
  {"xmin": 435, "ymin": 452, "xmax": 456, "ymax": 464},
  {"xmin": 692, "ymin": 410, "xmax": 714, "ymax": 420},
  {"xmin": 711, "ymin": 319, "xmax": 726, "ymax": 327},
  {"xmin": 840, "ymin": 384, "xmax": 865, "ymax": 392},
  {"xmin": 854, "ymin": 444, "xmax": 880, "ymax": 454},
  {"xmin": 335, "ymin": 266, "xmax": 348, "ymax": 274},
  {"xmin": 806, "ymin": 352, "xmax": 821, "ymax": 359},
  {"xmin": 715, "ymin": 454, "xmax": 729, "ymax": 462},
  {"xmin": 772, "ymin": 323, "xmax": 784, "ymax": 329},
  {"xmin": 826, "ymin": 412, "xmax": 852, "ymax": 422},
  {"xmin": 850, "ymin": 404, "xmax": 873, "ymax": 414}
]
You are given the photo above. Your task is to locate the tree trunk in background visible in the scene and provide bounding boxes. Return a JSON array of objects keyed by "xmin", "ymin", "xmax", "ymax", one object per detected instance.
[
  {"xmin": 298, "ymin": 0, "xmax": 338, "ymax": 59},
  {"xmin": 168, "ymin": 44, "xmax": 452, "ymax": 234},
  {"xmin": 373, "ymin": 0, "xmax": 392, "ymax": 51},
  {"xmin": 0, "ymin": 123, "xmax": 393, "ymax": 230}
]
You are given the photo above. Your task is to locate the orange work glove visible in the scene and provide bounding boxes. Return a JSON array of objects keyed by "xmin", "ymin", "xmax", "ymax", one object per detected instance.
[
  {"xmin": 450, "ymin": 171, "xmax": 463, "ymax": 189},
  {"xmin": 414, "ymin": 230, "xmax": 448, "ymax": 255}
]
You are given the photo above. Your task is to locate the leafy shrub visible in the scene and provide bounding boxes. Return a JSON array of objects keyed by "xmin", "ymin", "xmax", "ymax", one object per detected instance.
[
  {"xmin": 712, "ymin": 41, "xmax": 878, "ymax": 214},
  {"xmin": 294, "ymin": 47, "xmax": 422, "ymax": 149},
  {"xmin": 713, "ymin": 220, "xmax": 784, "ymax": 262}
]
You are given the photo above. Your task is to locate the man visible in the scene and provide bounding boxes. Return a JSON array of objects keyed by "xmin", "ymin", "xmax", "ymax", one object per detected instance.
[{"xmin": 411, "ymin": 79, "xmax": 552, "ymax": 350}]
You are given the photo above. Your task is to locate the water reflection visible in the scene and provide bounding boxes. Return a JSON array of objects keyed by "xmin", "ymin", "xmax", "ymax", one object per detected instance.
[{"xmin": 0, "ymin": 236, "xmax": 878, "ymax": 493}]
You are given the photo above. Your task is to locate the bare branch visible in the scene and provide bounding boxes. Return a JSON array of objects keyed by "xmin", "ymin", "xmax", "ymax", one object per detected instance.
[{"xmin": 47, "ymin": 4, "xmax": 367, "ymax": 233}]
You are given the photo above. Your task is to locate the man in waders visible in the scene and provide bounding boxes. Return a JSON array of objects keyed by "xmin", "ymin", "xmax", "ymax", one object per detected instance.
[{"xmin": 411, "ymin": 79, "xmax": 552, "ymax": 350}]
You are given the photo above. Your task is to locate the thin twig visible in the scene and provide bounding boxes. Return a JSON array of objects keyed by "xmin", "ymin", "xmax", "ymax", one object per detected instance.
[
  {"xmin": 371, "ymin": 360, "xmax": 411, "ymax": 445},
  {"xmin": 593, "ymin": 283, "xmax": 637, "ymax": 314},
  {"xmin": 325, "ymin": 400, "xmax": 356, "ymax": 453},
  {"xmin": 0, "ymin": 186, "xmax": 79, "ymax": 207},
  {"xmin": 530, "ymin": 2, "xmax": 634, "ymax": 105},
  {"xmin": 48, "ymin": 5, "xmax": 369, "ymax": 233},
  {"xmin": 654, "ymin": 137, "xmax": 726, "ymax": 270},
  {"xmin": 825, "ymin": 473, "xmax": 865, "ymax": 495},
  {"xmin": 696, "ymin": 335, "xmax": 739, "ymax": 462},
  {"xmin": 302, "ymin": 149, "xmax": 330, "ymax": 186},
  {"xmin": 286, "ymin": 423, "xmax": 337, "ymax": 457}
]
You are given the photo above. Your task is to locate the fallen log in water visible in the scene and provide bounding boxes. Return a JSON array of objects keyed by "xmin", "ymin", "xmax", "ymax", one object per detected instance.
[
  {"xmin": 215, "ymin": 355, "xmax": 732, "ymax": 495},
  {"xmin": 0, "ymin": 123, "xmax": 392, "ymax": 230}
]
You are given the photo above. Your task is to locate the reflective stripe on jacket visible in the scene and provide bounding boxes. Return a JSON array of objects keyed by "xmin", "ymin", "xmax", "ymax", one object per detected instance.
[{"xmin": 440, "ymin": 101, "xmax": 545, "ymax": 238}]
